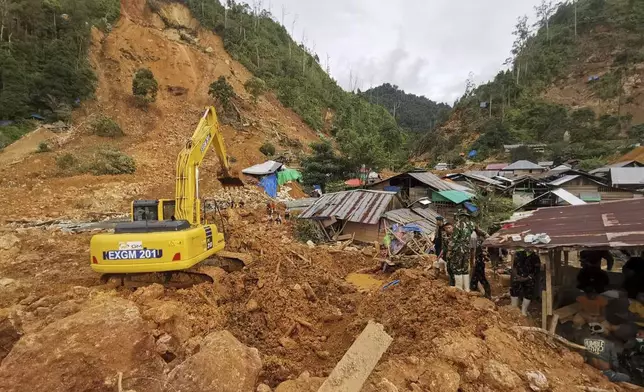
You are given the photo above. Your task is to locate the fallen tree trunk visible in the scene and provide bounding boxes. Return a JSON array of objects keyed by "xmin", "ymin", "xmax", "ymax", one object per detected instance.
[{"xmin": 511, "ymin": 326, "xmax": 586, "ymax": 351}]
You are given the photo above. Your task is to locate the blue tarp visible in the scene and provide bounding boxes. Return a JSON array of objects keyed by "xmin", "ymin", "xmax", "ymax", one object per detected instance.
[
  {"xmin": 260, "ymin": 174, "xmax": 278, "ymax": 198},
  {"xmin": 384, "ymin": 186, "xmax": 401, "ymax": 192},
  {"xmin": 468, "ymin": 150, "xmax": 477, "ymax": 158}
]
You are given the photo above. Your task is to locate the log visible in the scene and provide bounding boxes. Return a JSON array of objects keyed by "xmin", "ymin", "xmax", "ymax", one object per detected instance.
[
  {"xmin": 294, "ymin": 317, "xmax": 315, "ymax": 330},
  {"xmin": 273, "ymin": 260, "xmax": 281, "ymax": 283},
  {"xmin": 511, "ymin": 326, "xmax": 586, "ymax": 351}
]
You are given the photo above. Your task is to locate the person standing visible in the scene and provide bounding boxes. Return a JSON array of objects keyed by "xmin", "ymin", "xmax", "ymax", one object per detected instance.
[
  {"xmin": 510, "ymin": 249, "xmax": 541, "ymax": 316},
  {"xmin": 470, "ymin": 236, "xmax": 492, "ymax": 298},
  {"xmin": 447, "ymin": 214, "xmax": 476, "ymax": 292}
]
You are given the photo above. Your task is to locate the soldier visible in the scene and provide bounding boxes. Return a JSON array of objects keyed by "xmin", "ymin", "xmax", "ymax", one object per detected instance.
[{"xmin": 447, "ymin": 212, "xmax": 477, "ymax": 292}]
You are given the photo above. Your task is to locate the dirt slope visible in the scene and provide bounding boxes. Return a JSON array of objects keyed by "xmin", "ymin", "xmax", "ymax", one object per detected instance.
[{"xmin": 0, "ymin": 0, "xmax": 319, "ymax": 222}]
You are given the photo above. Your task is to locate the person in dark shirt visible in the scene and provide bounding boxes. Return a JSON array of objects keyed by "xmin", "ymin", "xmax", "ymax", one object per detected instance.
[
  {"xmin": 583, "ymin": 324, "xmax": 631, "ymax": 383},
  {"xmin": 578, "ymin": 251, "xmax": 610, "ymax": 294},
  {"xmin": 470, "ymin": 238, "xmax": 491, "ymax": 298},
  {"xmin": 623, "ymin": 257, "xmax": 644, "ymax": 299},
  {"xmin": 510, "ymin": 249, "xmax": 541, "ymax": 316}
]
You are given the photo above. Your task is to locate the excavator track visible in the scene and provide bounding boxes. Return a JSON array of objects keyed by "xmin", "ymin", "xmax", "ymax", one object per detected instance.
[{"xmin": 101, "ymin": 252, "xmax": 250, "ymax": 288}]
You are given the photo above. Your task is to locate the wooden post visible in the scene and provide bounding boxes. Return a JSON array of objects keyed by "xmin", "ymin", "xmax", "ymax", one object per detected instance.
[
  {"xmin": 542, "ymin": 289, "xmax": 548, "ymax": 329},
  {"xmin": 554, "ymin": 249, "xmax": 562, "ymax": 286},
  {"xmin": 564, "ymin": 251, "xmax": 569, "ymax": 266},
  {"xmin": 545, "ymin": 253, "xmax": 553, "ymax": 316}
]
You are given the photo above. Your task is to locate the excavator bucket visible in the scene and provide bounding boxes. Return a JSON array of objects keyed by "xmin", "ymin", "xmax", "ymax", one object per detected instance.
[{"xmin": 218, "ymin": 176, "xmax": 244, "ymax": 187}]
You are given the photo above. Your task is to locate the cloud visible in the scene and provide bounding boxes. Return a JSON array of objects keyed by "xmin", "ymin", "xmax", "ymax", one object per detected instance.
[{"xmin": 268, "ymin": 0, "xmax": 542, "ymax": 103}]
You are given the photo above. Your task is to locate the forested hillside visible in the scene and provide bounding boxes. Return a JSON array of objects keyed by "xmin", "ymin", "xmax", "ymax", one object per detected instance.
[
  {"xmin": 419, "ymin": 0, "xmax": 644, "ymax": 169},
  {"xmin": 180, "ymin": 0, "xmax": 409, "ymax": 170},
  {"xmin": 361, "ymin": 83, "xmax": 451, "ymax": 133},
  {"xmin": 0, "ymin": 0, "xmax": 120, "ymax": 148}
]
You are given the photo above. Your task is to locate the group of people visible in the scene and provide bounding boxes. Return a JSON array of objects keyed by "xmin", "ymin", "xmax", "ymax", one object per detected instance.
[
  {"xmin": 572, "ymin": 250, "xmax": 644, "ymax": 384},
  {"xmin": 434, "ymin": 212, "xmax": 491, "ymax": 298}
]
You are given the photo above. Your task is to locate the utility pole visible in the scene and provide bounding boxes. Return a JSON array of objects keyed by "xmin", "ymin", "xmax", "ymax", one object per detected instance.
[
  {"xmin": 489, "ymin": 96, "xmax": 493, "ymax": 118},
  {"xmin": 281, "ymin": 5, "xmax": 287, "ymax": 27},
  {"xmin": 574, "ymin": 0, "xmax": 578, "ymax": 38}
]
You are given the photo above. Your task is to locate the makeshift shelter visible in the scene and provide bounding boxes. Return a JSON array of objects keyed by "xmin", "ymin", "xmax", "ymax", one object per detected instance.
[
  {"xmin": 366, "ymin": 171, "xmax": 472, "ymax": 204},
  {"xmin": 548, "ymin": 172, "xmax": 639, "ymax": 202},
  {"xmin": 298, "ymin": 190, "xmax": 403, "ymax": 242},
  {"xmin": 242, "ymin": 160, "xmax": 283, "ymax": 176},
  {"xmin": 381, "ymin": 207, "xmax": 439, "ymax": 255},
  {"xmin": 484, "ymin": 199, "xmax": 644, "ymax": 330},
  {"xmin": 515, "ymin": 188, "xmax": 586, "ymax": 211},
  {"xmin": 431, "ymin": 190, "xmax": 474, "ymax": 219},
  {"xmin": 242, "ymin": 160, "xmax": 302, "ymax": 198}
]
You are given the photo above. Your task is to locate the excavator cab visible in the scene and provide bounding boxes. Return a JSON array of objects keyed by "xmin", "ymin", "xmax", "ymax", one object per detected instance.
[{"xmin": 132, "ymin": 200, "xmax": 176, "ymax": 222}]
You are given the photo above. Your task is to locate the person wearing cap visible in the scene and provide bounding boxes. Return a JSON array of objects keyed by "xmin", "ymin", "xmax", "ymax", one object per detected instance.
[{"xmin": 583, "ymin": 323, "xmax": 631, "ymax": 383}]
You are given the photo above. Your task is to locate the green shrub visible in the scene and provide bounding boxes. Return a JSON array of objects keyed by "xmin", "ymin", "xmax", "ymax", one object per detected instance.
[
  {"xmin": 56, "ymin": 153, "xmax": 80, "ymax": 171},
  {"xmin": 293, "ymin": 219, "xmax": 326, "ymax": 244},
  {"xmin": 209, "ymin": 76, "xmax": 235, "ymax": 111},
  {"xmin": 36, "ymin": 141, "xmax": 51, "ymax": 153},
  {"xmin": 259, "ymin": 142, "xmax": 276, "ymax": 156},
  {"xmin": 578, "ymin": 158, "xmax": 607, "ymax": 171},
  {"xmin": 244, "ymin": 77, "xmax": 267, "ymax": 104},
  {"xmin": 91, "ymin": 116, "xmax": 124, "ymax": 137},
  {"xmin": 132, "ymin": 68, "xmax": 159, "ymax": 104},
  {"xmin": 590, "ymin": 71, "xmax": 622, "ymax": 100},
  {"xmin": 87, "ymin": 148, "xmax": 136, "ymax": 175}
]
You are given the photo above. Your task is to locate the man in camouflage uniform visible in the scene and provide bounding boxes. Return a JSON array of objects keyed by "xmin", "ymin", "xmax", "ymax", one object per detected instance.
[{"xmin": 447, "ymin": 214, "xmax": 477, "ymax": 292}]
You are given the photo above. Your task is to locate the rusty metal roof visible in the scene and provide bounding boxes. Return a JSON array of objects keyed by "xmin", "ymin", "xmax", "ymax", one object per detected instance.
[
  {"xmin": 382, "ymin": 208, "xmax": 438, "ymax": 234},
  {"xmin": 408, "ymin": 172, "xmax": 472, "ymax": 193},
  {"xmin": 484, "ymin": 198, "xmax": 644, "ymax": 250},
  {"xmin": 299, "ymin": 190, "xmax": 397, "ymax": 224}
]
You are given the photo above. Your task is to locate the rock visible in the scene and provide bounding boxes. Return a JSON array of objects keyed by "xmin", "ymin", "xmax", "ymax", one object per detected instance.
[
  {"xmin": 437, "ymin": 336, "xmax": 488, "ymax": 366},
  {"xmin": 472, "ymin": 297, "xmax": 495, "ymax": 311},
  {"xmin": 131, "ymin": 284, "xmax": 165, "ymax": 304},
  {"xmin": 482, "ymin": 360, "xmax": 522, "ymax": 390},
  {"xmin": 0, "ymin": 309, "xmax": 20, "ymax": 360},
  {"xmin": 71, "ymin": 286, "xmax": 90, "ymax": 297},
  {"xmin": 278, "ymin": 336, "xmax": 298, "ymax": 349},
  {"xmin": 167, "ymin": 330, "xmax": 262, "ymax": 392},
  {"xmin": 275, "ymin": 373, "xmax": 325, "ymax": 392},
  {"xmin": 418, "ymin": 361, "xmax": 461, "ymax": 392},
  {"xmin": 409, "ymin": 383, "xmax": 423, "ymax": 392},
  {"xmin": 362, "ymin": 247, "xmax": 374, "ymax": 257},
  {"xmin": 144, "ymin": 301, "xmax": 182, "ymax": 324},
  {"xmin": 0, "ymin": 296, "xmax": 164, "ymax": 392},
  {"xmin": 0, "ymin": 278, "xmax": 16, "ymax": 287},
  {"xmin": 204, "ymin": 46, "xmax": 214, "ymax": 53},
  {"xmin": 306, "ymin": 240, "xmax": 315, "ymax": 248},
  {"xmin": 33, "ymin": 306, "xmax": 50, "ymax": 317},
  {"xmin": 377, "ymin": 378, "xmax": 399, "ymax": 392},
  {"xmin": 246, "ymin": 299, "xmax": 260, "ymax": 312},
  {"xmin": 257, "ymin": 384, "xmax": 272, "ymax": 392},
  {"xmin": 464, "ymin": 365, "xmax": 481, "ymax": 382},
  {"xmin": 315, "ymin": 350, "xmax": 330, "ymax": 359},
  {"xmin": 302, "ymin": 282, "xmax": 317, "ymax": 302},
  {"xmin": 526, "ymin": 370, "xmax": 549, "ymax": 391},
  {"xmin": 0, "ymin": 234, "xmax": 20, "ymax": 250}
]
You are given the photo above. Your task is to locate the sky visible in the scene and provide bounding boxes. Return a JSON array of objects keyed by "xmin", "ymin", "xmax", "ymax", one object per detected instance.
[{"xmin": 263, "ymin": 0, "xmax": 542, "ymax": 104}]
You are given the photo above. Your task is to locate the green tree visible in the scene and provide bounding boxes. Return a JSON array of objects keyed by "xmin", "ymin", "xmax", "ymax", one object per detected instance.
[
  {"xmin": 244, "ymin": 76, "xmax": 266, "ymax": 104},
  {"xmin": 259, "ymin": 142, "xmax": 275, "ymax": 156},
  {"xmin": 511, "ymin": 145, "xmax": 539, "ymax": 162},
  {"xmin": 301, "ymin": 141, "xmax": 351, "ymax": 190},
  {"xmin": 132, "ymin": 68, "xmax": 158, "ymax": 104},
  {"xmin": 209, "ymin": 76, "xmax": 235, "ymax": 111}
]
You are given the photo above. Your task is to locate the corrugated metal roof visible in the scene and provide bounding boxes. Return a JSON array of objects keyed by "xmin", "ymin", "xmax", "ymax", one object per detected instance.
[
  {"xmin": 382, "ymin": 208, "xmax": 438, "ymax": 234},
  {"xmin": 434, "ymin": 190, "xmax": 472, "ymax": 204},
  {"xmin": 299, "ymin": 190, "xmax": 396, "ymax": 224},
  {"xmin": 550, "ymin": 164, "xmax": 573, "ymax": 172},
  {"xmin": 468, "ymin": 170, "xmax": 502, "ymax": 178},
  {"xmin": 539, "ymin": 161, "xmax": 554, "ymax": 167},
  {"xmin": 461, "ymin": 172, "xmax": 504, "ymax": 186},
  {"xmin": 242, "ymin": 160, "xmax": 283, "ymax": 175},
  {"xmin": 503, "ymin": 160, "xmax": 545, "ymax": 171},
  {"xmin": 408, "ymin": 172, "xmax": 472, "ymax": 193},
  {"xmin": 552, "ymin": 188, "xmax": 586, "ymax": 206},
  {"xmin": 284, "ymin": 198, "xmax": 317, "ymax": 211},
  {"xmin": 549, "ymin": 174, "xmax": 580, "ymax": 186},
  {"xmin": 486, "ymin": 163, "xmax": 508, "ymax": 170},
  {"xmin": 610, "ymin": 167, "xmax": 644, "ymax": 185},
  {"xmin": 484, "ymin": 198, "xmax": 644, "ymax": 250}
]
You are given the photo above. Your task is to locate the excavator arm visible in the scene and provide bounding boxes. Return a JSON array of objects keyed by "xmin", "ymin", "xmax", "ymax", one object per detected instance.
[{"xmin": 174, "ymin": 106, "xmax": 240, "ymax": 225}]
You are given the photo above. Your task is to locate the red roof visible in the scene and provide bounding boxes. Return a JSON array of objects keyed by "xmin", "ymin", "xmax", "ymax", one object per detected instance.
[
  {"xmin": 344, "ymin": 178, "xmax": 362, "ymax": 187},
  {"xmin": 485, "ymin": 163, "xmax": 508, "ymax": 170}
]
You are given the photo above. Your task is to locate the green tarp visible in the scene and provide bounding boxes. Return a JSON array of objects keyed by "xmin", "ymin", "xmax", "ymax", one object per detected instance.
[
  {"xmin": 277, "ymin": 168, "xmax": 302, "ymax": 185},
  {"xmin": 432, "ymin": 190, "xmax": 472, "ymax": 204}
]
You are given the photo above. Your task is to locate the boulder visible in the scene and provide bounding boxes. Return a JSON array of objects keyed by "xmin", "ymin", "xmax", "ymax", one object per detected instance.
[
  {"xmin": 256, "ymin": 384, "xmax": 272, "ymax": 392},
  {"xmin": 526, "ymin": 370, "xmax": 549, "ymax": 391},
  {"xmin": 418, "ymin": 361, "xmax": 461, "ymax": 392},
  {"xmin": 131, "ymin": 284, "xmax": 165, "ymax": 304},
  {"xmin": 275, "ymin": 371, "xmax": 325, "ymax": 392},
  {"xmin": 377, "ymin": 378, "xmax": 399, "ymax": 392},
  {"xmin": 437, "ymin": 336, "xmax": 488, "ymax": 366},
  {"xmin": 0, "ymin": 296, "xmax": 164, "ymax": 392},
  {"xmin": 246, "ymin": 299, "xmax": 260, "ymax": 312},
  {"xmin": 167, "ymin": 330, "xmax": 261, "ymax": 392},
  {"xmin": 472, "ymin": 297, "xmax": 496, "ymax": 311},
  {"xmin": 0, "ymin": 234, "xmax": 20, "ymax": 251},
  {"xmin": 143, "ymin": 301, "xmax": 191, "ymax": 342},
  {"xmin": 482, "ymin": 360, "xmax": 522, "ymax": 390}
]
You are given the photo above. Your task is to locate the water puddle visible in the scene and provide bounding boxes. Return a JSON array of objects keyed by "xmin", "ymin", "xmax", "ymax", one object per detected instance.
[{"xmin": 345, "ymin": 273, "xmax": 384, "ymax": 292}]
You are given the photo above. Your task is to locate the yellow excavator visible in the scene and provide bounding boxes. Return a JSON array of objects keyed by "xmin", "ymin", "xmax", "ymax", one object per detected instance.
[{"xmin": 90, "ymin": 107, "xmax": 245, "ymax": 287}]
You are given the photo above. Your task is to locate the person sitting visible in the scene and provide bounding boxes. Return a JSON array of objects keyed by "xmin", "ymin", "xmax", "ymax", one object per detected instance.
[
  {"xmin": 573, "ymin": 286, "xmax": 609, "ymax": 330},
  {"xmin": 583, "ymin": 323, "xmax": 631, "ymax": 383}
]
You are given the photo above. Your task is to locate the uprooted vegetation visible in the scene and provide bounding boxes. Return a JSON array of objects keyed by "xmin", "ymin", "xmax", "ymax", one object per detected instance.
[{"xmin": 55, "ymin": 147, "xmax": 135, "ymax": 176}]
